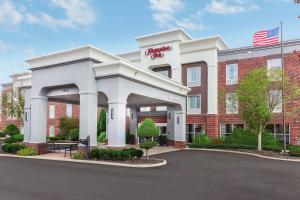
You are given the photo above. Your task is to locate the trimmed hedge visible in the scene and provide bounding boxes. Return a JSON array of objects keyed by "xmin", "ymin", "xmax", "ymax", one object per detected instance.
[
  {"xmin": 90, "ymin": 148, "xmax": 144, "ymax": 161},
  {"xmin": 192, "ymin": 134, "xmax": 211, "ymax": 146},
  {"xmin": 3, "ymin": 134, "xmax": 24, "ymax": 144},
  {"xmin": 0, "ymin": 132, "xmax": 6, "ymax": 138},
  {"xmin": 289, "ymin": 145, "xmax": 300, "ymax": 157},
  {"xmin": 2, "ymin": 143, "xmax": 26, "ymax": 153},
  {"xmin": 3, "ymin": 124, "xmax": 20, "ymax": 136}
]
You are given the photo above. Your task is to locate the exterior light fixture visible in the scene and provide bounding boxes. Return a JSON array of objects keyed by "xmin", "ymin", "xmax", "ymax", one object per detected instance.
[
  {"xmin": 177, "ymin": 116, "xmax": 180, "ymax": 124},
  {"xmin": 111, "ymin": 108, "xmax": 114, "ymax": 119}
]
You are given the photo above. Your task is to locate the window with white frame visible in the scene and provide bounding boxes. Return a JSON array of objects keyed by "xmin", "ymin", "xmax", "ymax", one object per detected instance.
[
  {"xmin": 267, "ymin": 58, "xmax": 282, "ymax": 80},
  {"xmin": 187, "ymin": 95, "xmax": 201, "ymax": 114},
  {"xmin": 187, "ymin": 67, "xmax": 201, "ymax": 87},
  {"xmin": 49, "ymin": 105, "xmax": 55, "ymax": 119},
  {"xmin": 269, "ymin": 90, "xmax": 282, "ymax": 113},
  {"xmin": 140, "ymin": 107, "xmax": 151, "ymax": 112},
  {"xmin": 226, "ymin": 93, "xmax": 238, "ymax": 114},
  {"xmin": 156, "ymin": 106, "xmax": 167, "ymax": 111},
  {"xmin": 66, "ymin": 104, "xmax": 72, "ymax": 117},
  {"xmin": 49, "ymin": 125, "xmax": 55, "ymax": 137},
  {"xmin": 266, "ymin": 123, "xmax": 290, "ymax": 144},
  {"xmin": 226, "ymin": 64, "xmax": 238, "ymax": 85}
]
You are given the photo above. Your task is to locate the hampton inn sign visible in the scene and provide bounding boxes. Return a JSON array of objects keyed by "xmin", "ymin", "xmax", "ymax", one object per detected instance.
[{"xmin": 145, "ymin": 45, "xmax": 172, "ymax": 60}]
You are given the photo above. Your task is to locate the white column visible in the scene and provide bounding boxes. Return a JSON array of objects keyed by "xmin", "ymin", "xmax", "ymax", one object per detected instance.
[
  {"xmin": 107, "ymin": 101, "xmax": 126, "ymax": 147},
  {"xmin": 30, "ymin": 96, "xmax": 47, "ymax": 143},
  {"xmin": 23, "ymin": 88, "xmax": 31, "ymax": 143},
  {"xmin": 174, "ymin": 111, "xmax": 186, "ymax": 142},
  {"xmin": 79, "ymin": 92, "xmax": 98, "ymax": 147},
  {"xmin": 167, "ymin": 109, "xmax": 175, "ymax": 140},
  {"xmin": 129, "ymin": 108, "xmax": 137, "ymax": 135},
  {"xmin": 207, "ymin": 64, "xmax": 218, "ymax": 114}
]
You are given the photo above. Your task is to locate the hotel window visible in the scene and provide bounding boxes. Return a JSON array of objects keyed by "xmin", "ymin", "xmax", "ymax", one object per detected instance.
[
  {"xmin": 269, "ymin": 90, "xmax": 282, "ymax": 113},
  {"xmin": 226, "ymin": 64, "xmax": 238, "ymax": 85},
  {"xmin": 66, "ymin": 104, "xmax": 72, "ymax": 117},
  {"xmin": 152, "ymin": 66, "xmax": 171, "ymax": 78},
  {"xmin": 140, "ymin": 107, "xmax": 151, "ymax": 112},
  {"xmin": 226, "ymin": 93, "xmax": 238, "ymax": 114},
  {"xmin": 220, "ymin": 123, "xmax": 244, "ymax": 138},
  {"xmin": 187, "ymin": 67, "xmax": 201, "ymax": 87},
  {"xmin": 265, "ymin": 124, "xmax": 290, "ymax": 144},
  {"xmin": 49, "ymin": 105, "xmax": 55, "ymax": 119},
  {"xmin": 49, "ymin": 126, "xmax": 55, "ymax": 137},
  {"xmin": 186, "ymin": 124, "xmax": 205, "ymax": 142},
  {"xmin": 156, "ymin": 106, "xmax": 167, "ymax": 111},
  {"xmin": 187, "ymin": 95, "xmax": 201, "ymax": 114},
  {"xmin": 267, "ymin": 58, "xmax": 282, "ymax": 80}
]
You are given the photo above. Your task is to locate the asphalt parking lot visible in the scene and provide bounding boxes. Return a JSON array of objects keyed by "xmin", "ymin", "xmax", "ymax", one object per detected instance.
[{"xmin": 0, "ymin": 150, "xmax": 299, "ymax": 200}]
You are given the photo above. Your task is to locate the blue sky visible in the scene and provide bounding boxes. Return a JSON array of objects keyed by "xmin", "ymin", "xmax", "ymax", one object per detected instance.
[{"xmin": 0, "ymin": 0, "xmax": 299, "ymax": 84}]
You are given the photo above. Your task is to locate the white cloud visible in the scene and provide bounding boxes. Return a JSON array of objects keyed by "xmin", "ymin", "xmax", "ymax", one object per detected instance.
[
  {"xmin": 149, "ymin": 0, "xmax": 205, "ymax": 31},
  {"xmin": 0, "ymin": 0, "xmax": 96, "ymax": 29},
  {"xmin": 205, "ymin": 0, "xmax": 258, "ymax": 15},
  {"xmin": 0, "ymin": 40, "xmax": 12, "ymax": 52},
  {"xmin": 0, "ymin": 0, "xmax": 23, "ymax": 26}
]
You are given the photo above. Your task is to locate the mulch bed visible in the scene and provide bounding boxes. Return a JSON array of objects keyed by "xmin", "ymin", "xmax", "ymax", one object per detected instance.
[{"xmin": 224, "ymin": 149, "xmax": 300, "ymax": 160}]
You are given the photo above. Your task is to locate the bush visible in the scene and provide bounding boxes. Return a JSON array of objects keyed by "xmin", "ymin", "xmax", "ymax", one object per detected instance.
[
  {"xmin": 97, "ymin": 109, "xmax": 106, "ymax": 136},
  {"xmin": 72, "ymin": 152, "xmax": 85, "ymax": 160},
  {"xmin": 0, "ymin": 132, "xmax": 6, "ymax": 138},
  {"xmin": 140, "ymin": 141, "xmax": 158, "ymax": 149},
  {"xmin": 189, "ymin": 143, "xmax": 256, "ymax": 150},
  {"xmin": 69, "ymin": 128, "xmax": 79, "ymax": 141},
  {"xmin": 3, "ymin": 124, "xmax": 20, "ymax": 136},
  {"xmin": 17, "ymin": 147, "xmax": 37, "ymax": 156},
  {"xmin": 3, "ymin": 134, "xmax": 24, "ymax": 144},
  {"xmin": 97, "ymin": 132, "xmax": 106, "ymax": 143},
  {"xmin": 2, "ymin": 143, "xmax": 26, "ymax": 153},
  {"xmin": 90, "ymin": 148, "xmax": 143, "ymax": 161},
  {"xmin": 126, "ymin": 133, "xmax": 136, "ymax": 145},
  {"xmin": 225, "ymin": 128, "xmax": 280, "ymax": 147},
  {"xmin": 289, "ymin": 145, "xmax": 300, "ymax": 157},
  {"xmin": 263, "ymin": 145, "xmax": 282, "ymax": 153},
  {"xmin": 212, "ymin": 138, "xmax": 225, "ymax": 145},
  {"xmin": 58, "ymin": 117, "xmax": 79, "ymax": 139},
  {"xmin": 47, "ymin": 136, "xmax": 59, "ymax": 141},
  {"xmin": 158, "ymin": 135, "xmax": 167, "ymax": 146},
  {"xmin": 192, "ymin": 134, "xmax": 211, "ymax": 146},
  {"xmin": 56, "ymin": 134, "xmax": 66, "ymax": 140}
]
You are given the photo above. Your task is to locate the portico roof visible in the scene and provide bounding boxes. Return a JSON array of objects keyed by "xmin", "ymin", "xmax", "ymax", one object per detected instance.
[{"xmin": 93, "ymin": 59, "xmax": 190, "ymax": 96}]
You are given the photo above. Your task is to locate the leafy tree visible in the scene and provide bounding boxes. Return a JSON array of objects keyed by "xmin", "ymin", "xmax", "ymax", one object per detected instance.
[
  {"xmin": 1, "ymin": 89, "xmax": 24, "ymax": 120},
  {"xmin": 137, "ymin": 118, "xmax": 159, "ymax": 159},
  {"xmin": 236, "ymin": 68, "xmax": 300, "ymax": 151},
  {"xmin": 58, "ymin": 117, "xmax": 79, "ymax": 139},
  {"xmin": 97, "ymin": 109, "xmax": 106, "ymax": 136}
]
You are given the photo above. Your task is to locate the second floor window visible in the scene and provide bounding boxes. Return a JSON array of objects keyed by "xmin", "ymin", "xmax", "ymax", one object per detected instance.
[
  {"xmin": 226, "ymin": 93, "xmax": 238, "ymax": 114},
  {"xmin": 49, "ymin": 105, "xmax": 55, "ymax": 119},
  {"xmin": 269, "ymin": 90, "xmax": 282, "ymax": 113},
  {"xmin": 187, "ymin": 95, "xmax": 201, "ymax": 114},
  {"xmin": 226, "ymin": 64, "xmax": 238, "ymax": 85},
  {"xmin": 267, "ymin": 58, "xmax": 282, "ymax": 80},
  {"xmin": 187, "ymin": 67, "xmax": 201, "ymax": 87}
]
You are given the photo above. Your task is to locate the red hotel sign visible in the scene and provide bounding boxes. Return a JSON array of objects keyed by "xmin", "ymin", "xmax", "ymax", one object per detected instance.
[{"xmin": 145, "ymin": 46, "xmax": 172, "ymax": 60}]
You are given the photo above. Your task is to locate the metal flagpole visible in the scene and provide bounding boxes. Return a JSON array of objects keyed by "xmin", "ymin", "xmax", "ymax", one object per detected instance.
[{"xmin": 281, "ymin": 20, "xmax": 287, "ymax": 153}]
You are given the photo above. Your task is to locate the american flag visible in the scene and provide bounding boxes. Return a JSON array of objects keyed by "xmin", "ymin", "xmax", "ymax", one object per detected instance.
[{"xmin": 253, "ymin": 27, "xmax": 280, "ymax": 46}]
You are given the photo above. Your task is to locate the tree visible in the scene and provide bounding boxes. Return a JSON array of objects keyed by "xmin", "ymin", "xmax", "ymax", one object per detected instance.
[
  {"xmin": 97, "ymin": 109, "xmax": 106, "ymax": 136},
  {"xmin": 137, "ymin": 118, "xmax": 159, "ymax": 159},
  {"xmin": 1, "ymin": 89, "xmax": 24, "ymax": 120},
  {"xmin": 236, "ymin": 68, "xmax": 300, "ymax": 151}
]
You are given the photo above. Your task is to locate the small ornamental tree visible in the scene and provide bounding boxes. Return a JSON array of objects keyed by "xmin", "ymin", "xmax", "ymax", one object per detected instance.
[
  {"xmin": 97, "ymin": 109, "xmax": 106, "ymax": 136},
  {"xmin": 236, "ymin": 68, "xmax": 300, "ymax": 151},
  {"xmin": 137, "ymin": 118, "xmax": 159, "ymax": 159}
]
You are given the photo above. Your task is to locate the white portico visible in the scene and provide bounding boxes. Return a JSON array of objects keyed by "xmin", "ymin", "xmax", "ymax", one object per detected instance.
[{"xmin": 23, "ymin": 45, "xmax": 190, "ymax": 153}]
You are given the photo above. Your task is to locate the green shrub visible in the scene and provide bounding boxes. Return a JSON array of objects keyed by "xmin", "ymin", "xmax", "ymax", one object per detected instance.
[
  {"xmin": 47, "ymin": 136, "xmax": 59, "ymax": 141},
  {"xmin": 58, "ymin": 117, "xmax": 79, "ymax": 139},
  {"xmin": 263, "ymin": 145, "xmax": 282, "ymax": 153},
  {"xmin": 126, "ymin": 133, "xmax": 136, "ymax": 144},
  {"xmin": 192, "ymin": 134, "xmax": 211, "ymax": 146},
  {"xmin": 289, "ymin": 145, "xmax": 300, "ymax": 157},
  {"xmin": 56, "ymin": 134, "xmax": 66, "ymax": 140},
  {"xmin": 189, "ymin": 143, "xmax": 256, "ymax": 150},
  {"xmin": 97, "ymin": 132, "xmax": 106, "ymax": 143},
  {"xmin": 158, "ymin": 135, "xmax": 167, "ymax": 146},
  {"xmin": 90, "ymin": 148, "xmax": 143, "ymax": 161},
  {"xmin": 140, "ymin": 141, "xmax": 158, "ymax": 149},
  {"xmin": 2, "ymin": 143, "xmax": 26, "ymax": 153},
  {"xmin": 0, "ymin": 132, "xmax": 6, "ymax": 138},
  {"xmin": 3, "ymin": 124, "xmax": 20, "ymax": 136},
  {"xmin": 17, "ymin": 147, "xmax": 37, "ymax": 156},
  {"xmin": 4, "ymin": 137, "xmax": 16, "ymax": 144},
  {"xmin": 12, "ymin": 134, "xmax": 24, "ymax": 142},
  {"xmin": 72, "ymin": 152, "xmax": 85, "ymax": 160},
  {"xmin": 69, "ymin": 128, "xmax": 79, "ymax": 141},
  {"xmin": 97, "ymin": 109, "xmax": 106, "ymax": 136}
]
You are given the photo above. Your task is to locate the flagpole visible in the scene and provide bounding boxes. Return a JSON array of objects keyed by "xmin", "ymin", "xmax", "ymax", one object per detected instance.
[{"xmin": 281, "ymin": 20, "xmax": 287, "ymax": 153}]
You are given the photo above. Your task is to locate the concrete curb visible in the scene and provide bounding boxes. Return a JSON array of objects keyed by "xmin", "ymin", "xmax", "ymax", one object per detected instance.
[
  {"xmin": 0, "ymin": 153, "xmax": 167, "ymax": 168},
  {"xmin": 186, "ymin": 148, "xmax": 300, "ymax": 162}
]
